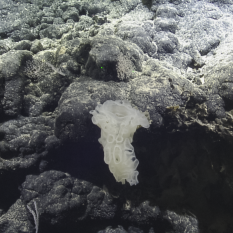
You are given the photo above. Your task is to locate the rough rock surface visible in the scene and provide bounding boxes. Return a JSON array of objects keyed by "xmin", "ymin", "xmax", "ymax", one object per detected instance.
[{"xmin": 0, "ymin": 0, "xmax": 233, "ymax": 232}]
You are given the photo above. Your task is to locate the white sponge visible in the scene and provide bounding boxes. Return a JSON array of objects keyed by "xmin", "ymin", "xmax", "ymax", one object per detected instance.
[{"xmin": 90, "ymin": 100, "xmax": 150, "ymax": 185}]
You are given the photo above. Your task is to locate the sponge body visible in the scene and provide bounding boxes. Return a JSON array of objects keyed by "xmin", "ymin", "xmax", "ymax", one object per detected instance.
[{"xmin": 90, "ymin": 100, "xmax": 149, "ymax": 185}]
